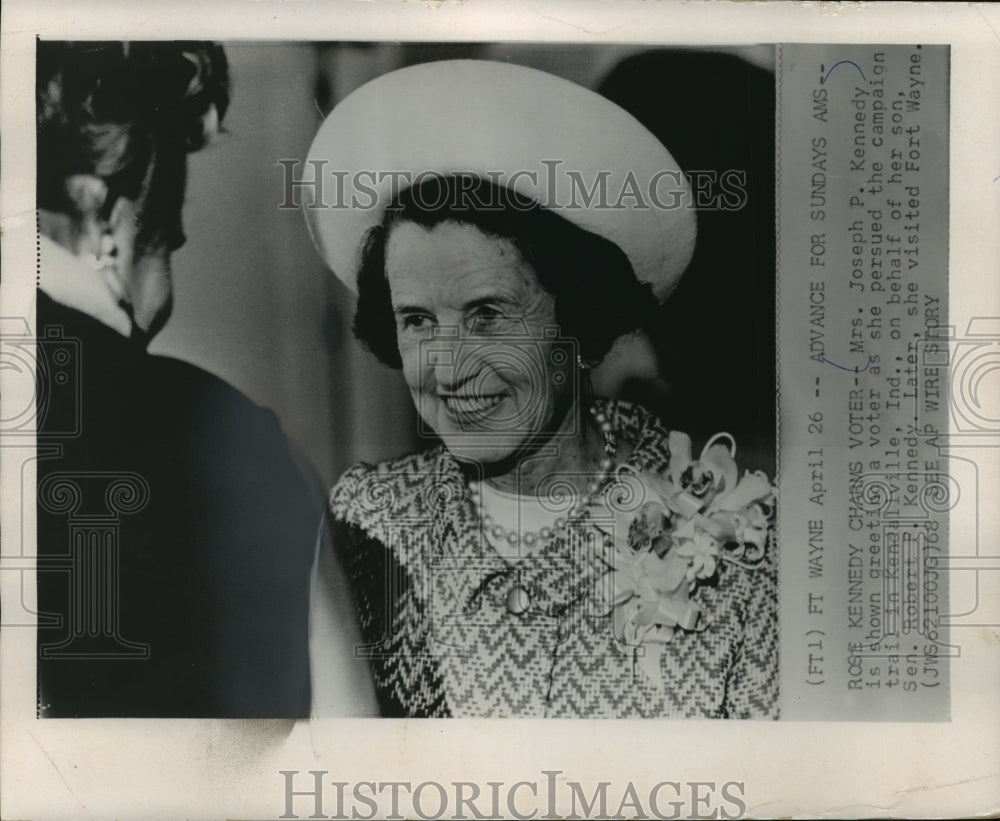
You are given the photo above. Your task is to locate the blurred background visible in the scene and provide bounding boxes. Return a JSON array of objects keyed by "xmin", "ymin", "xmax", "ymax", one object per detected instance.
[{"xmin": 152, "ymin": 42, "xmax": 777, "ymax": 497}]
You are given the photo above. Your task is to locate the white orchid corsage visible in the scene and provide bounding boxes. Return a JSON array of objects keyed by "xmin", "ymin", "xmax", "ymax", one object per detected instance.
[{"xmin": 589, "ymin": 431, "xmax": 775, "ymax": 685}]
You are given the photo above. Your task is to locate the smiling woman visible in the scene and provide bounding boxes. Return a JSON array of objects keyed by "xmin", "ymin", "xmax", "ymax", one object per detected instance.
[
  {"xmin": 309, "ymin": 59, "xmax": 779, "ymax": 718},
  {"xmin": 353, "ymin": 175, "xmax": 655, "ymax": 476},
  {"xmin": 388, "ymin": 219, "xmax": 570, "ymax": 468}
]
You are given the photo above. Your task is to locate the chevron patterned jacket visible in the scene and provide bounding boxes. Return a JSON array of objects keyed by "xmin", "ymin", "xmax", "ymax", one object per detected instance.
[{"xmin": 329, "ymin": 400, "xmax": 779, "ymax": 718}]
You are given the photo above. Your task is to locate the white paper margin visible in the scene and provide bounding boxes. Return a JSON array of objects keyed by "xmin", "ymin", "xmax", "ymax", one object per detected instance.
[{"xmin": 2, "ymin": 2, "xmax": 998, "ymax": 819}]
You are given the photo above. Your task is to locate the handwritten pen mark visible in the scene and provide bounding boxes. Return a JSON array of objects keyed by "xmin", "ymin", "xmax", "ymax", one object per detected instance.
[
  {"xmin": 821, "ymin": 60, "xmax": 866, "ymax": 85},
  {"xmin": 820, "ymin": 353, "xmax": 871, "ymax": 374}
]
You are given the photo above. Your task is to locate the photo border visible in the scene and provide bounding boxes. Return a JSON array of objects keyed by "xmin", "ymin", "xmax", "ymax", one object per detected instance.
[{"xmin": 2, "ymin": 1, "xmax": 999, "ymax": 818}]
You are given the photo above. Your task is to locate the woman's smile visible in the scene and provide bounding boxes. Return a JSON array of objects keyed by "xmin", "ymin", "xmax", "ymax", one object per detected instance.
[
  {"xmin": 438, "ymin": 391, "xmax": 507, "ymax": 419},
  {"xmin": 386, "ymin": 219, "xmax": 576, "ymax": 465}
]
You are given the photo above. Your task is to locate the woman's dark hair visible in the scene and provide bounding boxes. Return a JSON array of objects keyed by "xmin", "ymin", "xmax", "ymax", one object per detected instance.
[
  {"xmin": 36, "ymin": 41, "xmax": 230, "ymax": 251},
  {"xmin": 353, "ymin": 174, "xmax": 657, "ymax": 369}
]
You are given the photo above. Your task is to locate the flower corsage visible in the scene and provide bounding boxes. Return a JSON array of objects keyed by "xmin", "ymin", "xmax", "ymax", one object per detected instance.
[{"xmin": 590, "ymin": 431, "xmax": 775, "ymax": 685}]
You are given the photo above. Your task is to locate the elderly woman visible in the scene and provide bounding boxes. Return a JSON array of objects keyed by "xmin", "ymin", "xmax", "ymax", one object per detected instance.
[{"xmin": 308, "ymin": 60, "xmax": 777, "ymax": 718}]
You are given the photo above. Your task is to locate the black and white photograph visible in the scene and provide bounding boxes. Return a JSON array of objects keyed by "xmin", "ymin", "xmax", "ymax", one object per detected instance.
[
  {"xmin": 32, "ymin": 40, "xmax": 778, "ymax": 720},
  {"xmin": 1, "ymin": 1, "xmax": 998, "ymax": 818}
]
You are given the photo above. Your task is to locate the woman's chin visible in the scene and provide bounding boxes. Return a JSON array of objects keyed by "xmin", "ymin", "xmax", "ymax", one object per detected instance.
[
  {"xmin": 428, "ymin": 401, "xmax": 565, "ymax": 469},
  {"xmin": 438, "ymin": 434, "xmax": 520, "ymax": 469}
]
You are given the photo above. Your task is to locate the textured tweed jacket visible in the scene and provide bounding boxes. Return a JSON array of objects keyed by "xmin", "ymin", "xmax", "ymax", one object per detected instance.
[{"xmin": 329, "ymin": 400, "xmax": 779, "ymax": 718}]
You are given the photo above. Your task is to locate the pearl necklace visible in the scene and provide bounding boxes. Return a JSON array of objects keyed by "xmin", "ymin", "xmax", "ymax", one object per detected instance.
[{"xmin": 468, "ymin": 404, "xmax": 617, "ymax": 550}]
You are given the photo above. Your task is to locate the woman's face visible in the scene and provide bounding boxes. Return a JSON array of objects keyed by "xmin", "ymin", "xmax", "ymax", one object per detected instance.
[{"xmin": 385, "ymin": 220, "xmax": 577, "ymax": 466}]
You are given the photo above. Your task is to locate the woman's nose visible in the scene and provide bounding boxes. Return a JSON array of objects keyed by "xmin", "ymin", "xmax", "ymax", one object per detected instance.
[{"xmin": 429, "ymin": 339, "xmax": 463, "ymax": 389}]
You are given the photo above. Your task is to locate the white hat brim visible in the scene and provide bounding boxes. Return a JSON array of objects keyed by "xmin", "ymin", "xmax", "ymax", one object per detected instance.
[{"xmin": 304, "ymin": 59, "xmax": 696, "ymax": 301}]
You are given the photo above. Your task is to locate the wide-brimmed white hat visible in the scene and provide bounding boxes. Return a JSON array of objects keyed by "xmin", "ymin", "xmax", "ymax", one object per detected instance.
[{"xmin": 304, "ymin": 59, "xmax": 696, "ymax": 301}]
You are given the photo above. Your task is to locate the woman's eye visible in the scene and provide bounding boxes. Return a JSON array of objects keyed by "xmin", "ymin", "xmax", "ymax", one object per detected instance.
[
  {"xmin": 400, "ymin": 314, "xmax": 432, "ymax": 332},
  {"xmin": 468, "ymin": 306, "xmax": 508, "ymax": 333}
]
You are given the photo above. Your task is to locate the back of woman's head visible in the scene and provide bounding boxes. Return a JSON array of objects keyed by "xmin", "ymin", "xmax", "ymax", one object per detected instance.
[{"xmin": 36, "ymin": 41, "xmax": 229, "ymax": 241}]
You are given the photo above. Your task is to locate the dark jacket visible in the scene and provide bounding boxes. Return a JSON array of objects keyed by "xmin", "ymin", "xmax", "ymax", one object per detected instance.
[{"xmin": 36, "ymin": 291, "xmax": 317, "ymax": 717}]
